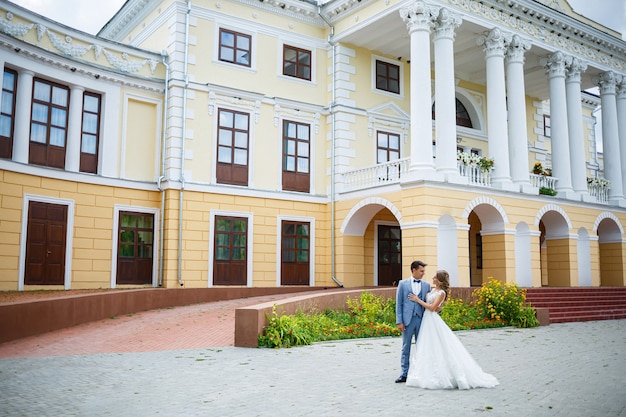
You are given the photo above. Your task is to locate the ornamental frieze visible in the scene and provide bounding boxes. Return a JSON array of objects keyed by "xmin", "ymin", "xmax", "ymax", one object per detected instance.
[
  {"xmin": 0, "ymin": 10, "xmax": 159, "ymax": 75},
  {"xmin": 446, "ymin": 0, "xmax": 625, "ymax": 73}
]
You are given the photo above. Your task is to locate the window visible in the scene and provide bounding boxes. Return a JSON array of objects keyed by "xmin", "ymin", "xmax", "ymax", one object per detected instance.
[
  {"xmin": 80, "ymin": 92, "xmax": 101, "ymax": 174},
  {"xmin": 216, "ymin": 108, "xmax": 249, "ymax": 186},
  {"xmin": 117, "ymin": 212, "xmax": 154, "ymax": 285},
  {"xmin": 432, "ymin": 98, "xmax": 473, "ymax": 128},
  {"xmin": 377, "ymin": 131, "xmax": 401, "ymax": 181},
  {"xmin": 29, "ymin": 78, "xmax": 69, "ymax": 169},
  {"xmin": 0, "ymin": 69, "xmax": 17, "ymax": 159},
  {"xmin": 283, "ymin": 45, "xmax": 311, "ymax": 81},
  {"xmin": 282, "ymin": 120, "xmax": 310, "ymax": 193},
  {"xmin": 213, "ymin": 216, "xmax": 247, "ymax": 285},
  {"xmin": 375, "ymin": 60, "xmax": 400, "ymax": 94},
  {"xmin": 543, "ymin": 115, "xmax": 551, "ymax": 137},
  {"xmin": 281, "ymin": 220, "xmax": 310, "ymax": 285},
  {"xmin": 219, "ymin": 28, "xmax": 251, "ymax": 67},
  {"xmin": 377, "ymin": 131, "xmax": 400, "ymax": 163}
]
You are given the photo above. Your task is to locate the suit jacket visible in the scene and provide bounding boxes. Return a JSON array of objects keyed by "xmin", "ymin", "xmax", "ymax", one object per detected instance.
[{"xmin": 396, "ymin": 277, "xmax": 431, "ymax": 327}]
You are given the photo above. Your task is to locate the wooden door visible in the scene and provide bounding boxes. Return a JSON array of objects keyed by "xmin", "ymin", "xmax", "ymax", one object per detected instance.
[
  {"xmin": 24, "ymin": 201, "xmax": 67, "ymax": 285},
  {"xmin": 116, "ymin": 212, "xmax": 154, "ymax": 285},
  {"xmin": 280, "ymin": 221, "xmax": 310, "ymax": 285},
  {"xmin": 378, "ymin": 225, "xmax": 402, "ymax": 286}
]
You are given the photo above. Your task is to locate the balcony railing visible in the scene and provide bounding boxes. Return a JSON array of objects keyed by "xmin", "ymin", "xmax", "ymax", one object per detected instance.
[
  {"xmin": 588, "ymin": 182, "xmax": 610, "ymax": 204},
  {"xmin": 339, "ymin": 160, "xmax": 611, "ymax": 206},
  {"xmin": 457, "ymin": 163, "xmax": 492, "ymax": 187},
  {"xmin": 339, "ymin": 158, "xmax": 410, "ymax": 192},
  {"xmin": 529, "ymin": 173, "xmax": 558, "ymax": 190}
]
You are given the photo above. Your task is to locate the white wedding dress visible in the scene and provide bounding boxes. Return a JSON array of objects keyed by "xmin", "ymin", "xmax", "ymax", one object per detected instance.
[{"xmin": 406, "ymin": 289, "xmax": 499, "ymax": 390}]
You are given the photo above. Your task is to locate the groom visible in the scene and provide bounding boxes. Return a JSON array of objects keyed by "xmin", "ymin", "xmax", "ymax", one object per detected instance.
[{"xmin": 394, "ymin": 260, "xmax": 430, "ymax": 383}]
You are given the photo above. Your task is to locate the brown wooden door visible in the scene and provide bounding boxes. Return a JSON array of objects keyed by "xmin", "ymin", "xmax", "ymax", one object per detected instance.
[
  {"xmin": 116, "ymin": 212, "xmax": 154, "ymax": 285},
  {"xmin": 213, "ymin": 216, "xmax": 248, "ymax": 285},
  {"xmin": 280, "ymin": 221, "xmax": 310, "ymax": 285},
  {"xmin": 378, "ymin": 225, "xmax": 402, "ymax": 286},
  {"xmin": 24, "ymin": 201, "xmax": 67, "ymax": 285}
]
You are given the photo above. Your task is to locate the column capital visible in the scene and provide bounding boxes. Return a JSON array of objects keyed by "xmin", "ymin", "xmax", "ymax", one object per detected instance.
[
  {"xmin": 477, "ymin": 28, "xmax": 510, "ymax": 59},
  {"xmin": 617, "ymin": 76, "xmax": 626, "ymax": 99},
  {"xmin": 506, "ymin": 35, "xmax": 531, "ymax": 64},
  {"xmin": 400, "ymin": 1, "xmax": 436, "ymax": 33},
  {"xmin": 595, "ymin": 71, "xmax": 618, "ymax": 95},
  {"xmin": 565, "ymin": 57, "xmax": 587, "ymax": 83},
  {"xmin": 541, "ymin": 51, "xmax": 567, "ymax": 79},
  {"xmin": 433, "ymin": 7, "xmax": 461, "ymax": 41}
]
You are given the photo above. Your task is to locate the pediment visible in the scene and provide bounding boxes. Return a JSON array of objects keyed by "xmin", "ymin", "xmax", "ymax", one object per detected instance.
[{"xmin": 367, "ymin": 102, "xmax": 409, "ymax": 121}]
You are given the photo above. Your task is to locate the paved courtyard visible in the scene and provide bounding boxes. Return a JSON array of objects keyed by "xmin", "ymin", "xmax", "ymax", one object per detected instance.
[{"xmin": 0, "ymin": 296, "xmax": 624, "ymax": 416}]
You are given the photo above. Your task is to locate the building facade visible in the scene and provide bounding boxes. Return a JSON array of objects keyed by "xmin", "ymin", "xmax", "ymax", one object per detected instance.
[{"xmin": 0, "ymin": 0, "xmax": 625, "ymax": 292}]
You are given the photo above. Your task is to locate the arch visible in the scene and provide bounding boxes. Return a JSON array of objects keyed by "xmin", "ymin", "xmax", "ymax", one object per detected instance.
[
  {"xmin": 534, "ymin": 204, "xmax": 573, "ymax": 236},
  {"xmin": 593, "ymin": 211, "xmax": 624, "ymax": 236},
  {"xmin": 340, "ymin": 197, "xmax": 402, "ymax": 236},
  {"xmin": 432, "ymin": 89, "xmax": 485, "ymax": 131},
  {"xmin": 455, "ymin": 92, "xmax": 484, "ymax": 131},
  {"xmin": 577, "ymin": 227, "xmax": 592, "ymax": 286},
  {"xmin": 462, "ymin": 196, "xmax": 508, "ymax": 232}
]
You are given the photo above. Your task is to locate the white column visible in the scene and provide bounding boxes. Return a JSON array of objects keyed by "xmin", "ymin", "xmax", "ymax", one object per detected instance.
[
  {"xmin": 542, "ymin": 52, "xmax": 574, "ymax": 197},
  {"xmin": 400, "ymin": 2, "xmax": 438, "ymax": 179},
  {"xmin": 433, "ymin": 7, "xmax": 461, "ymax": 180},
  {"xmin": 596, "ymin": 72, "xmax": 625, "ymax": 203},
  {"xmin": 505, "ymin": 35, "xmax": 532, "ymax": 192},
  {"xmin": 13, "ymin": 69, "xmax": 34, "ymax": 164},
  {"xmin": 616, "ymin": 77, "xmax": 626, "ymax": 197},
  {"xmin": 565, "ymin": 57, "xmax": 589, "ymax": 198},
  {"xmin": 66, "ymin": 85, "xmax": 85, "ymax": 173},
  {"xmin": 478, "ymin": 28, "xmax": 513, "ymax": 190}
]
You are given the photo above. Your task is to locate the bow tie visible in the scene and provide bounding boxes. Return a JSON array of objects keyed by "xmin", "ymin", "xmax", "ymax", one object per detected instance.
[{"xmin": 413, "ymin": 279, "xmax": 421, "ymax": 283}]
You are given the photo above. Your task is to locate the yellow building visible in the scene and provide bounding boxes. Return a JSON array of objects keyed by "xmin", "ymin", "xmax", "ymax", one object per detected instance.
[{"xmin": 0, "ymin": 0, "xmax": 625, "ymax": 292}]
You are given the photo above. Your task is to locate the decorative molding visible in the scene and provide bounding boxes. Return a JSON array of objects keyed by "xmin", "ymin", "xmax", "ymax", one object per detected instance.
[
  {"xmin": 366, "ymin": 102, "xmax": 410, "ymax": 139},
  {"xmin": 273, "ymin": 105, "xmax": 321, "ymax": 133},
  {"xmin": 447, "ymin": 0, "xmax": 626, "ymax": 73},
  {"xmin": 0, "ymin": 11, "xmax": 33, "ymax": 36},
  {"xmin": 208, "ymin": 91, "xmax": 261, "ymax": 123},
  {"xmin": 1, "ymin": 9, "xmax": 161, "ymax": 76}
]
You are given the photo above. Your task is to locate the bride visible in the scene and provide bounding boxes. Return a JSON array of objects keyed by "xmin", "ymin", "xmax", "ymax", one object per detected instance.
[{"xmin": 405, "ymin": 270, "xmax": 499, "ymax": 390}]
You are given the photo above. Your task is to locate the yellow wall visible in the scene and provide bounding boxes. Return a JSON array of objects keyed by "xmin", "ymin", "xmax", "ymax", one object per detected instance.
[
  {"xmin": 125, "ymin": 98, "xmax": 158, "ymax": 181},
  {"xmin": 0, "ymin": 171, "xmax": 160, "ymax": 291},
  {"xmin": 599, "ymin": 242, "xmax": 625, "ymax": 286}
]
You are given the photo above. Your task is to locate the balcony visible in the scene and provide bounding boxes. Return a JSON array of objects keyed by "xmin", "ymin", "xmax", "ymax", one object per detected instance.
[
  {"xmin": 339, "ymin": 158, "xmax": 409, "ymax": 192},
  {"xmin": 338, "ymin": 158, "xmax": 611, "ymax": 206}
]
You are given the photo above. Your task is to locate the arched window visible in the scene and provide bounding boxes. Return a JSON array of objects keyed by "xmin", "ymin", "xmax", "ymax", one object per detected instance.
[{"xmin": 431, "ymin": 98, "xmax": 473, "ymax": 128}]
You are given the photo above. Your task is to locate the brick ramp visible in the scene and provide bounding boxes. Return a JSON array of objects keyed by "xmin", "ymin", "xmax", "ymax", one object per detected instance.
[{"xmin": 526, "ymin": 287, "xmax": 626, "ymax": 323}]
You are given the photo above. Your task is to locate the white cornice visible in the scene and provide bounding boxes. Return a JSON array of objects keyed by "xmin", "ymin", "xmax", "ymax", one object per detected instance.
[
  {"xmin": 97, "ymin": 0, "xmax": 154, "ymax": 40},
  {"xmin": 323, "ymin": 0, "xmax": 626, "ymax": 70}
]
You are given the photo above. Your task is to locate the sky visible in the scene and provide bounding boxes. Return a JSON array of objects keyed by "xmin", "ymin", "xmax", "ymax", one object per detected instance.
[{"xmin": 8, "ymin": 0, "xmax": 626, "ymax": 39}]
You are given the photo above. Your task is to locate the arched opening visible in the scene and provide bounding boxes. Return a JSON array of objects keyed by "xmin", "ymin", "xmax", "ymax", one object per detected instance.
[{"xmin": 597, "ymin": 218, "xmax": 624, "ymax": 286}]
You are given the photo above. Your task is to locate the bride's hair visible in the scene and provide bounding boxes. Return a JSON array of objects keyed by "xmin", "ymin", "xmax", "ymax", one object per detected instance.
[{"xmin": 435, "ymin": 270, "xmax": 450, "ymax": 301}]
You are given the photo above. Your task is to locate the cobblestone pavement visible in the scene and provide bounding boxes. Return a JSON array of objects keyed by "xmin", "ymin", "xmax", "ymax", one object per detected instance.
[{"xmin": 0, "ymin": 297, "xmax": 624, "ymax": 417}]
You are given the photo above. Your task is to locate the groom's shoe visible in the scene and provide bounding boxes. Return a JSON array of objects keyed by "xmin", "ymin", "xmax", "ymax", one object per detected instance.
[{"xmin": 395, "ymin": 375, "xmax": 407, "ymax": 383}]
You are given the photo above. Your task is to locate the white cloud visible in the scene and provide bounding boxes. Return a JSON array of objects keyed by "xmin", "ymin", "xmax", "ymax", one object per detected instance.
[{"xmin": 568, "ymin": 0, "xmax": 626, "ymax": 40}]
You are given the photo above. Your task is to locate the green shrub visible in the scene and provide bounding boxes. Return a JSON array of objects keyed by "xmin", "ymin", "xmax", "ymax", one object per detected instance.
[
  {"xmin": 472, "ymin": 279, "xmax": 539, "ymax": 328},
  {"xmin": 539, "ymin": 186, "xmax": 557, "ymax": 196},
  {"xmin": 258, "ymin": 284, "xmax": 539, "ymax": 349}
]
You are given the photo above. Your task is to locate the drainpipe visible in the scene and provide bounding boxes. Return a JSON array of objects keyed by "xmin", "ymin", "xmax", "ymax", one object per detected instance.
[
  {"xmin": 157, "ymin": 50, "xmax": 170, "ymax": 287},
  {"xmin": 176, "ymin": 0, "xmax": 192, "ymax": 287},
  {"xmin": 318, "ymin": 4, "xmax": 343, "ymax": 288}
]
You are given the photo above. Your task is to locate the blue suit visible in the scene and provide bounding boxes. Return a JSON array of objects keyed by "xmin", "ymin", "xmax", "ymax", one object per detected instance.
[{"xmin": 396, "ymin": 277, "xmax": 430, "ymax": 377}]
